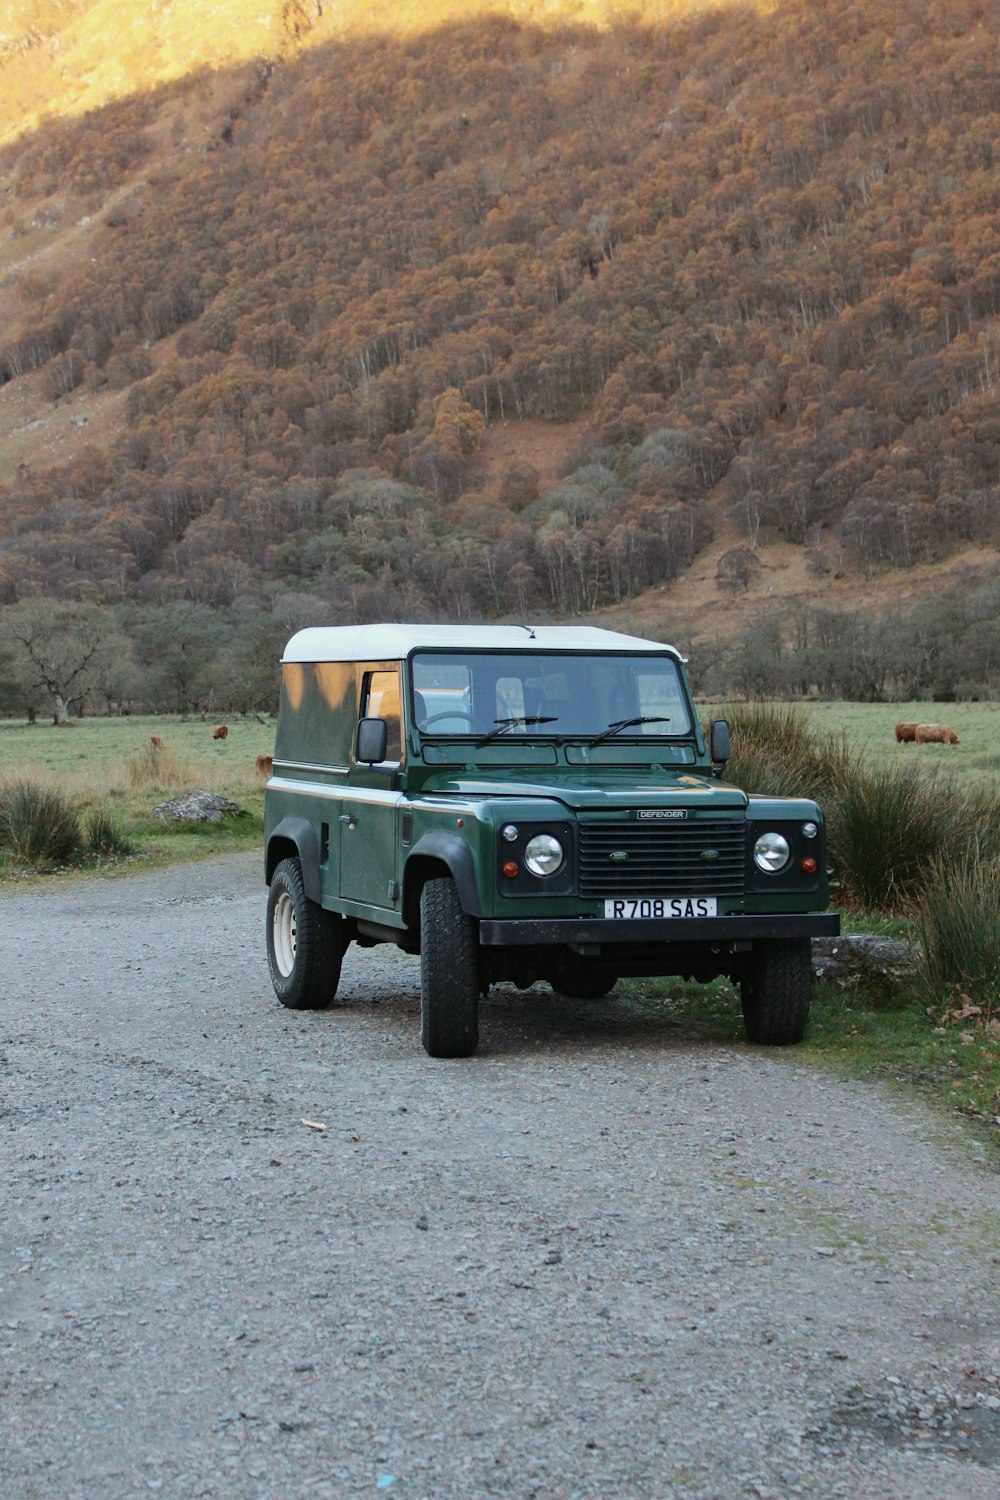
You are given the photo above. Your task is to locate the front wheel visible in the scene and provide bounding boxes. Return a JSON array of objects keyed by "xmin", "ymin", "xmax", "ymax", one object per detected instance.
[
  {"xmin": 420, "ymin": 877, "xmax": 480, "ymax": 1058},
  {"xmin": 266, "ymin": 857, "xmax": 345, "ymax": 1010},
  {"xmin": 741, "ymin": 938, "xmax": 812, "ymax": 1044}
]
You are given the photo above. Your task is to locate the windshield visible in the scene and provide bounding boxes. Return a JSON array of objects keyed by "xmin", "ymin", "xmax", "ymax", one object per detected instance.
[{"xmin": 410, "ymin": 652, "xmax": 693, "ymax": 738}]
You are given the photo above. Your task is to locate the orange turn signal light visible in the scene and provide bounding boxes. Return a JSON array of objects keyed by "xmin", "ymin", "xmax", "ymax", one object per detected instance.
[
  {"xmin": 801, "ymin": 857, "xmax": 818, "ymax": 875},
  {"xmin": 502, "ymin": 861, "xmax": 519, "ymax": 878}
]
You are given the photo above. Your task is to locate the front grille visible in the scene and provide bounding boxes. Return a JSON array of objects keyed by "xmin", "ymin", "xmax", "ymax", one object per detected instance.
[{"xmin": 577, "ymin": 818, "xmax": 746, "ymax": 899}]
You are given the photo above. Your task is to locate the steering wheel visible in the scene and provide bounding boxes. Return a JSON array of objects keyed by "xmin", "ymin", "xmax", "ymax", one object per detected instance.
[{"xmin": 419, "ymin": 711, "xmax": 475, "ymax": 729}]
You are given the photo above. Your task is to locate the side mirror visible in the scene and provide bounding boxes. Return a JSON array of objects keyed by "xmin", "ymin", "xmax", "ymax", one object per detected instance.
[
  {"xmin": 710, "ymin": 718, "xmax": 731, "ymax": 767},
  {"xmin": 356, "ymin": 717, "xmax": 388, "ymax": 764}
]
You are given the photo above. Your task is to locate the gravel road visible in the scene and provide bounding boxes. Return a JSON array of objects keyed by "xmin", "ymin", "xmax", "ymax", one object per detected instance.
[{"xmin": 2, "ymin": 852, "xmax": 999, "ymax": 1500}]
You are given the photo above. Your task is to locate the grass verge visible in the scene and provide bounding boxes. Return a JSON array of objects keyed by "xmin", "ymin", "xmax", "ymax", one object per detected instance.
[{"xmin": 0, "ymin": 792, "xmax": 264, "ymax": 884}]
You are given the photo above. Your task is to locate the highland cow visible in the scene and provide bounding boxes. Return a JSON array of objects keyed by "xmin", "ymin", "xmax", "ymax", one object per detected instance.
[
  {"xmin": 213, "ymin": 724, "xmax": 229, "ymax": 741},
  {"xmin": 895, "ymin": 722, "xmax": 918, "ymax": 742},
  {"xmin": 255, "ymin": 753, "xmax": 273, "ymax": 778},
  {"xmin": 149, "ymin": 734, "xmax": 165, "ymax": 750},
  {"xmin": 914, "ymin": 723, "xmax": 959, "ymax": 744}
]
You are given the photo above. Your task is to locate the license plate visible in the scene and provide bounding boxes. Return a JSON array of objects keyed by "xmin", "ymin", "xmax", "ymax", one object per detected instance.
[{"xmin": 604, "ymin": 896, "xmax": 718, "ymax": 919}]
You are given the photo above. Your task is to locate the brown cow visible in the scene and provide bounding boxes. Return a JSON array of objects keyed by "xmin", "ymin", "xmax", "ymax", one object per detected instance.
[
  {"xmin": 213, "ymin": 724, "xmax": 229, "ymax": 741},
  {"xmin": 149, "ymin": 734, "xmax": 165, "ymax": 750},
  {"xmin": 895, "ymin": 722, "xmax": 918, "ymax": 743},
  {"xmin": 255, "ymin": 753, "xmax": 273, "ymax": 778},
  {"xmin": 914, "ymin": 723, "xmax": 959, "ymax": 744}
]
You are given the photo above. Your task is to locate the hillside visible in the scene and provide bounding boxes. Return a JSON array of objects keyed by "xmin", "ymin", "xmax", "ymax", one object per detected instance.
[{"xmin": 1, "ymin": 0, "xmax": 999, "ymax": 707}]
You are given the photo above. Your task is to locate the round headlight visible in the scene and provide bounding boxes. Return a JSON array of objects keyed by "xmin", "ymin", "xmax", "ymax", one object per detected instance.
[
  {"xmin": 753, "ymin": 832, "xmax": 790, "ymax": 873},
  {"xmin": 524, "ymin": 833, "xmax": 564, "ymax": 877}
]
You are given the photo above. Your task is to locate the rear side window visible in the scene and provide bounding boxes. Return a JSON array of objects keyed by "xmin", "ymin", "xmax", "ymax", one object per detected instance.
[{"xmin": 275, "ymin": 661, "xmax": 356, "ymax": 768}]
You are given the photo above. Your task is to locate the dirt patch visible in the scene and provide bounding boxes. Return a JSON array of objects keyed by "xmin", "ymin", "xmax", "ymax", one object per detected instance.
[
  {"xmin": 476, "ymin": 414, "xmax": 591, "ymax": 497},
  {"xmin": 599, "ymin": 531, "xmax": 1000, "ymax": 649},
  {"xmin": 0, "ymin": 372, "xmax": 131, "ymax": 476}
]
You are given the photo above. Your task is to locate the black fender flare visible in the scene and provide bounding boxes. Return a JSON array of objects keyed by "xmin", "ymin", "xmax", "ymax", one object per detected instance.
[
  {"xmin": 266, "ymin": 816, "xmax": 322, "ymax": 903},
  {"xmin": 403, "ymin": 830, "xmax": 482, "ymax": 924}
]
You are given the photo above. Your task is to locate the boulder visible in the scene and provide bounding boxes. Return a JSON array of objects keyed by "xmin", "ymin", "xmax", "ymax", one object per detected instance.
[
  {"xmin": 153, "ymin": 790, "xmax": 245, "ymax": 824},
  {"xmin": 811, "ymin": 934, "xmax": 920, "ymax": 992}
]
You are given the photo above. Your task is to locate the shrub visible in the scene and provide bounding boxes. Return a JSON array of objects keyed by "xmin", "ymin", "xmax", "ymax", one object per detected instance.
[
  {"xmin": 917, "ymin": 854, "xmax": 1000, "ymax": 1010},
  {"xmin": 84, "ymin": 807, "xmax": 136, "ymax": 860},
  {"xmin": 0, "ymin": 780, "xmax": 83, "ymax": 868}
]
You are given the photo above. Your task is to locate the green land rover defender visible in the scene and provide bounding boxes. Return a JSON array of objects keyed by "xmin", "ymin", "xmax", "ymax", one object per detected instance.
[{"xmin": 264, "ymin": 624, "xmax": 839, "ymax": 1057}]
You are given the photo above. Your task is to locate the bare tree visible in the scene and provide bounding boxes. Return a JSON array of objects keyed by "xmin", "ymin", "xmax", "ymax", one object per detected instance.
[{"xmin": 2, "ymin": 602, "xmax": 120, "ymax": 724}]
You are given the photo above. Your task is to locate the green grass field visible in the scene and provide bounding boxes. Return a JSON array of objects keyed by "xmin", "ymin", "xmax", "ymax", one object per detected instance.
[
  {"xmin": 0, "ymin": 713, "xmax": 276, "ymax": 788},
  {"xmin": 0, "ymin": 713, "xmax": 278, "ymax": 871},
  {"xmin": 699, "ymin": 699, "xmax": 1000, "ymax": 782},
  {"xmin": 1, "ymin": 703, "xmax": 996, "ymax": 866},
  {"xmin": 5, "ymin": 702, "xmax": 995, "ymax": 787}
]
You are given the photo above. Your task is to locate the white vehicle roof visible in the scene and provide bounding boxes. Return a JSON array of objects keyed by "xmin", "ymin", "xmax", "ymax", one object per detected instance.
[{"xmin": 282, "ymin": 623, "xmax": 683, "ymax": 663}]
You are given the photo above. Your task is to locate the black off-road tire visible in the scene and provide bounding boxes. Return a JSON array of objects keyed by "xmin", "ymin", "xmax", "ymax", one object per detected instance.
[
  {"xmin": 420, "ymin": 877, "xmax": 480, "ymax": 1058},
  {"xmin": 266, "ymin": 857, "xmax": 345, "ymax": 1010},
  {"xmin": 741, "ymin": 938, "xmax": 812, "ymax": 1045}
]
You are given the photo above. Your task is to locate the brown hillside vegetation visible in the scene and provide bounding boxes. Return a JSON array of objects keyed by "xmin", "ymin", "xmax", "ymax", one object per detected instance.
[{"xmin": 0, "ymin": 0, "xmax": 999, "ymax": 703}]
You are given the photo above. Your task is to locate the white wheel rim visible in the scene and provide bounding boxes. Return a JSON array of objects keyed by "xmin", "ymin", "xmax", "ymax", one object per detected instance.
[{"xmin": 272, "ymin": 891, "xmax": 297, "ymax": 977}]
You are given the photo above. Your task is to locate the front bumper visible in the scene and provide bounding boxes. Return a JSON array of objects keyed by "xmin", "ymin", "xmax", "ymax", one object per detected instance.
[{"xmin": 478, "ymin": 912, "xmax": 841, "ymax": 947}]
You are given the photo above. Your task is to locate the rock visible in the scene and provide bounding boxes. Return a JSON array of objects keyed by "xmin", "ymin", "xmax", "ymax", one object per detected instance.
[
  {"xmin": 153, "ymin": 790, "xmax": 245, "ymax": 824},
  {"xmin": 811, "ymin": 934, "xmax": 920, "ymax": 991}
]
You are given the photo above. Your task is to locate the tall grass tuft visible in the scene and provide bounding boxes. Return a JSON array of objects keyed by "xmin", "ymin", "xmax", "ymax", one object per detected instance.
[
  {"xmin": 84, "ymin": 807, "xmax": 136, "ymax": 860},
  {"xmin": 831, "ymin": 765, "xmax": 966, "ymax": 909},
  {"xmin": 0, "ymin": 780, "xmax": 83, "ymax": 868},
  {"xmin": 917, "ymin": 854, "xmax": 1000, "ymax": 1011},
  {"xmin": 716, "ymin": 701, "xmax": 852, "ymax": 803},
  {"xmin": 125, "ymin": 742, "xmax": 195, "ymax": 790}
]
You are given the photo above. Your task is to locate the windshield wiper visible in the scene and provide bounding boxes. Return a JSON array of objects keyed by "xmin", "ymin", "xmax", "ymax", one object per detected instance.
[
  {"xmin": 592, "ymin": 716, "xmax": 672, "ymax": 744},
  {"xmin": 476, "ymin": 715, "xmax": 559, "ymax": 746}
]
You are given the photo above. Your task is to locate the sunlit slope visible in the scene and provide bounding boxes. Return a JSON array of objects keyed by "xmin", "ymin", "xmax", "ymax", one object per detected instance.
[
  {"xmin": 0, "ymin": 0, "xmax": 774, "ymax": 143},
  {"xmin": 0, "ymin": 0, "xmax": 318, "ymax": 142}
]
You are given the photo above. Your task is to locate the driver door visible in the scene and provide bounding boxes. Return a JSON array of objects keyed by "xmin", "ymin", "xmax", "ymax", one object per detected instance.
[{"xmin": 338, "ymin": 665, "xmax": 403, "ymax": 917}]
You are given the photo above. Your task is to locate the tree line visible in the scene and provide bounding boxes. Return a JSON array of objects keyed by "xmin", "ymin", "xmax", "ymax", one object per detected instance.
[
  {"xmin": 2, "ymin": 572, "xmax": 997, "ymax": 724},
  {"xmin": 697, "ymin": 573, "xmax": 1000, "ymax": 703}
]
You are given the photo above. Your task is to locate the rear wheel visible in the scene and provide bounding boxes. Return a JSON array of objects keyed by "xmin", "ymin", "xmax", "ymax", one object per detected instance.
[
  {"xmin": 741, "ymin": 938, "xmax": 811, "ymax": 1044},
  {"xmin": 266, "ymin": 857, "xmax": 344, "ymax": 1010},
  {"xmin": 420, "ymin": 877, "xmax": 480, "ymax": 1058}
]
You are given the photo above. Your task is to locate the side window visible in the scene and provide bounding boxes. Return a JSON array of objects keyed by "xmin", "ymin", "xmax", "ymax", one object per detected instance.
[{"xmin": 362, "ymin": 668, "xmax": 402, "ymax": 761}]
